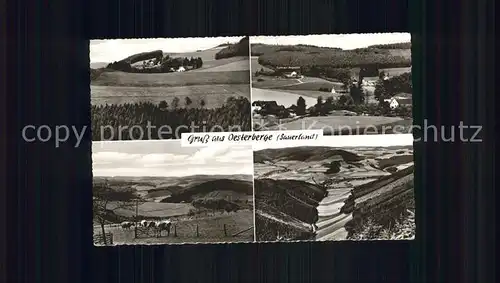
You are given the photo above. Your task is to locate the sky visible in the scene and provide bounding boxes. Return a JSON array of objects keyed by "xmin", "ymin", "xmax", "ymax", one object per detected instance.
[
  {"xmin": 90, "ymin": 36, "xmax": 244, "ymax": 63},
  {"xmin": 92, "ymin": 140, "xmax": 253, "ymax": 177},
  {"xmin": 250, "ymin": 33, "xmax": 411, "ymax": 50},
  {"xmin": 252, "ymin": 134, "xmax": 414, "ymax": 150}
]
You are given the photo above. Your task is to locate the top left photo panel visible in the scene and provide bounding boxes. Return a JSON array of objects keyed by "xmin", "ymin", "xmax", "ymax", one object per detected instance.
[{"xmin": 90, "ymin": 36, "xmax": 251, "ymax": 141}]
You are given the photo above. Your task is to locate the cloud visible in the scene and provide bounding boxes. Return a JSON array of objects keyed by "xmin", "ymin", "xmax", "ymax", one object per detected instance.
[
  {"xmin": 90, "ymin": 36, "xmax": 245, "ymax": 63},
  {"xmin": 214, "ymin": 147, "xmax": 253, "ymax": 163},
  {"xmin": 92, "ymin": 152, "xmax": 140, "ymax": 163},
  {"xmin": 92, "ymin": 142, "xmax": 254, "ymax": 177},
  {"xmin": 137, "ymin": 153, "xmax": 188, "ymax": 164},
  {"xmin": 186, "ymin": 145, "xmax": 230, "ymax": 165},
  {"xmin": 253, "ymin": 134, "xmax": 414, "ymax": 151}
]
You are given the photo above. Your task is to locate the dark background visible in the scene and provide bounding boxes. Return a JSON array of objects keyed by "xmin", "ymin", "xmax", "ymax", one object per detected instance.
[{"xmin": 0, "ymin": 0, "xmax": 495, "ymax": 282}]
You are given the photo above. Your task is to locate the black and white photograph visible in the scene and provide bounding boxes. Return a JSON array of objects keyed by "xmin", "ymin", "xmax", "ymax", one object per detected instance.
[
  {"xmin": 250, "ymin": 33, "xmax": 412, "ymax": 135},
  {"xmin": 92, "ymin": 140, "xmax": 255, "ymax": 246},
  {"xmin": 90, "ymin": 36, "xmax": 252, "ymax": 141},
  {"xmin": 253, "ymin": 134, "xmax": 415, "ymax": 242}
]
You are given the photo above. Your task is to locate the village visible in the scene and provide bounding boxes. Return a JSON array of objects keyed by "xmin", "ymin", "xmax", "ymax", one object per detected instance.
[
  {"xmin": 249, "ymin": 35, "xmax": 413, "ymax": 134},
  {"xmin": 252, "ymin": 65, "xmax": 412, "ymax": 131}
]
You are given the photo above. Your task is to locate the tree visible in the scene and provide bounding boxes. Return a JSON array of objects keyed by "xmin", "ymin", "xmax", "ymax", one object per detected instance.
[
  {"xmin": 296, "ymin": 96, "xmax": 306, "ymax": 115},
  {"xmin": 379, "ymin": 71, "xmax": 386, "ymax": 80},
  {"xmin": 171, "ymin": 97, "xmax": 180, "ymax": 109},
  {"xmin": 183, "ymin": 57, "xmax": 190, "ymax": 67},
  {"xmin": 200, "ymin": 99, "xmax": 206, "ymax": 108},
  {"xmin": 316, "ymin": 96, "xmax": 323, "ymax": 106},
  {"xmin": 374, "ymin": 72, "xmax": 412, "ymax": 103},
  {"xmin": 323, "ymin": 96, "xmax": 335, "ymax": 114},
  {"xmin": 185, "ymin": 96, "xmax": 193, "ymax": 106},
  {"xmin": 158, "ymin": 100, "xmax": 168, "ymax": 109},
  {"xmin": 93, "ymin": 180, "xmax": 138, "ymax": 245},
  {"xmin": 325, "ymin": 161, "xmax": 342, "ymax": 174},
  {"xmin": 338, "ymin": 94, "xmax": 354, "ymax": 107},
  {"xmin": 349, "ymin": 85, "xmax": 365, "ymax": 104}
]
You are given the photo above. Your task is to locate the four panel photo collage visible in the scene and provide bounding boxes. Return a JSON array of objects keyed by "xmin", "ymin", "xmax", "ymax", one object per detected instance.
[{"xmin": 91, "ymin": 33, "xmax": 415, "ymax": 246}]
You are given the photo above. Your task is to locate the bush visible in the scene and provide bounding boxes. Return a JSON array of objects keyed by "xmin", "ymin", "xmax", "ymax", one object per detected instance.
[
  {"xmin": 255, "ymin": 214, "xmax": 314, "ymax": 241},
  {"xmin": 215, "ymin": 36, "xmax": 249, "ymax": 59}
]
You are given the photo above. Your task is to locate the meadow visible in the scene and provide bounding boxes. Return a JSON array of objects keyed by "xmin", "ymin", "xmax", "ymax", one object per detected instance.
[
  {"xmin": 256, "ymin": 115, "xmax": 411, "ymax": 135},
  {"xmin": 92, "ymin": 70, "xmax": 250, "ymax": 87},
  {"xmin": 251, "ymin": 88, "xmax": 318, "ymax": 108},
  {"xmin": 91, "ymin": 84, "xmax": 250, "ymax": 108},
  {"xmin": 94, "ymin": 209, "xmax": 254, "ymax": 245}
]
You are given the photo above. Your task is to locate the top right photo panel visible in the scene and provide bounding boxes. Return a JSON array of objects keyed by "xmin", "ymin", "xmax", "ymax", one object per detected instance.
[{"xmin": 250, "ymin": 33, "xmax": 412, "ymax": 136}]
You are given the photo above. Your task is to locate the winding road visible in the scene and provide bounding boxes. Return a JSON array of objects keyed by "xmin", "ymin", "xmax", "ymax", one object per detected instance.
[{"xmin": 314, "ymin": 187, "xmax": 352, "ymax": 241}]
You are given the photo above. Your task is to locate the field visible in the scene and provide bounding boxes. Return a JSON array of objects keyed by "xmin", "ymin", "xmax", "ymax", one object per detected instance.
[
  {"xmin": 93, "ymin": 174, "xmax": 255, "ymax": 245},
  {"xmin": 109, "ymin": 202, "xmax": 196, "ymax": 218},
  {"xmin": 91, "ymin": 84, "xmax": 250, "ymax": 108},
  {"xmin": 253, "ymin": 145, "xmax": 415, "ymax": 241},
  {"xmin": 379, "ymin": 66, "xmax": 412, "ymax": 76},
  {"xmin": 250, "ymin": 57, "xmax": 274, "ymax": 73},
  {"xmin": 94, "ymin": 209, "xmax": 254, "ymax": 245},
  {"xmin": 254, "ymin": 115, "xmax": 412, "ymax": 135},
  {"xmin": 90, "ymin": 47, "xmax": 252, "ymax": 138},
  {"xmin": 193, "ymin": 57, "xmax": 250, "ymax": 73},
  {"xmin": 90, "ymin": 44, "xmax": 251, "ymax": 110},
  {"xmin": 272, "ymin": 89, "xmax": 344, "ymax": 100},
  {"xmin": 251, "ymin": 88, "xmax": 318, "ymax": 108},
  {"xmin": 92, "ymin": 70, "xmax": 250, "ymax": 88},
  {"xmin": 252, "ymin": 75, "xmax": 342, "ymax": 90}
]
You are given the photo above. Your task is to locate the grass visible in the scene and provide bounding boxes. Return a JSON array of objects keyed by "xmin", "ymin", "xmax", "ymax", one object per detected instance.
[
  {"xmin": 251, "ymin": 88, "xmax": 318, "ymax": 108},
  {"xmin": 95, "ymin": 209, "xmax": 254, "ymax": 244},
  {"xmin": 92, "ymin": 70, "xmax": 250, "ymax": 87},
  {"xmin": 109, "ymin": 201, "xmax": 196, "ymax": 218},
  {"xmin": 270, "ymin": 89, "xmax": 344, "ymax": 100},
  {"xmin": 379, "ymin": 66, "xmax": 412, "ymax": 76},
  {"xmin": 347, "ymin": 195, "xmax": 416, "ymax": 241},
  {"xmin": 251, "ymin": 78, "xmax": 303, "ymax": 89},
  {"xmin": 255, "ymin": 116, "xmax": 409, "ymax": 134},
  {"xmin": 376, "ymin": 155, "xmax": 415, "ymax": 170},
  {"xmin": 255, "ymin": 213, "xmax": 314, "ymax": 242},
  {"xmin": 193, "ymin": 57, "xmax": 249, "ymax": 72},
  {"xmin": 91, "ymin": 84, "xmax": 250, "ymax": 107},
  {"xmin": 250, "ymin": 57, "xmax": 274, "ymax": 73}
]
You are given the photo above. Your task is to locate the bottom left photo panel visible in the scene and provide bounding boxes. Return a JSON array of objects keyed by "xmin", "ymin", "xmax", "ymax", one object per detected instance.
[{"xmin": 92, "ymin": 140, "xmax": 255, "ymax": 246}]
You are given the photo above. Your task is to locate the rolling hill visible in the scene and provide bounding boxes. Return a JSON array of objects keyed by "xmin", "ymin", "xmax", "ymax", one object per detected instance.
[
  {"xmin": 254, "ymin": 147, "xmax": 364, "ymax": 163},
  {"xmin": 251, "ymin": 42, "xmax": 411, "ymax": 69},
  {"xmin": 161, "ymin": 178, "xmax": 254, "ymax": 203},
  {"xmin": 93, "ymin": 174, "xmax": 253, "ymax": 201},
  {"xmin": 253, "ymin": 146, "xmax": 415, "ymax": 241}
]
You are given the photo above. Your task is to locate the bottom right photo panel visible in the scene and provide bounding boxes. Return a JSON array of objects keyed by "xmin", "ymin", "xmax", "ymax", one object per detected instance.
[{"xmin": 253, "ymin": 134, "xmax": 415, "ymax": 242}]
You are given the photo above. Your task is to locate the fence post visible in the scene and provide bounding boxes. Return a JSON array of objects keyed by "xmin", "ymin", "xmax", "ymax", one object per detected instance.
[
  {"xmin": 134, "ymin": 199, "xmax": 139, "ymax": 238},
  {"xmin": 223, "ymin": 224, "xmax": 227, "ymax": 236},
  {"xmin": 196, "ymin": 224, "xmax": 199, "ymax": 237}
]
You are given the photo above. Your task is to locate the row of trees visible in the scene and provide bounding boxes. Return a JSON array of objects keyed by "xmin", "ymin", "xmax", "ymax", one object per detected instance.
[
  {"xmin": 374, "ymin": 72, "xmax": 412, "ymax": 102},
  {"xmin": 91, "ymin": 97, "xmax": 251, "ymax": 140},
  {"xmin": 214, "ymin": 36, "xmax": 249, "ymax": 59},
  {"xmin": 295, "ymin": 92, "xmax": 411, "ymax": 118},
  {"xmin": 258, "ymin": 50, "xmax": 411, "ymax": 70},
  {"xmin": 191, "ymin": 198, "xmax": 241, "ymax": 213},
  {"xmin": 106, "ymin": 56, "xmax": 204, "ymax": 73}
]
